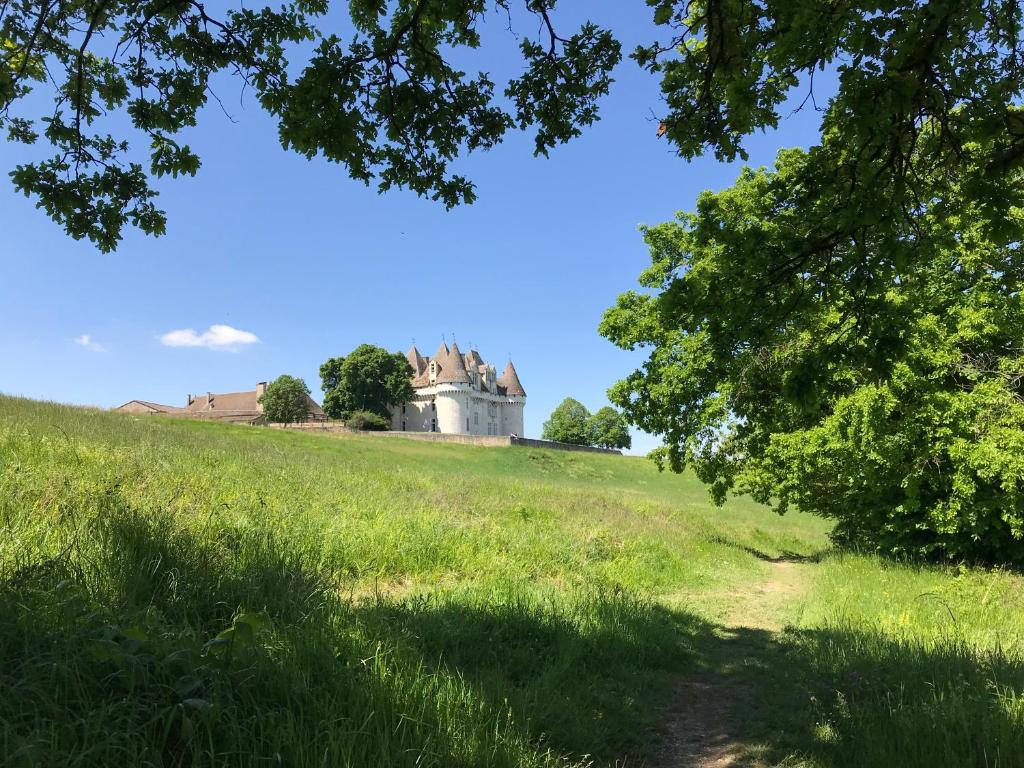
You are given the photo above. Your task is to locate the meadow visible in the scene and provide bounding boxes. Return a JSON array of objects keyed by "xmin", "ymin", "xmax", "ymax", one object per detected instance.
[{"xmin": 1, "ymin": 395, "xmax": 1021, "ymax": 767}]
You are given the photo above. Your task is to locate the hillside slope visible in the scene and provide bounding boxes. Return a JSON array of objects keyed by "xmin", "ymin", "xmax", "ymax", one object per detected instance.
[{"xmin": 1, "ymin": 396, "xmax": 1021, "ymax": 767}]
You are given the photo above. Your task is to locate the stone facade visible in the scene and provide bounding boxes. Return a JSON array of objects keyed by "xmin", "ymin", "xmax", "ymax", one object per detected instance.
[{"xmin": 390, "ymin": 342, "xmax": 526, "ymax": 437}]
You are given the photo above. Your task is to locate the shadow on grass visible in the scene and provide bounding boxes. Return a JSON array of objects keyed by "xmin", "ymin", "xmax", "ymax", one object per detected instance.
[
  {"xmin": 350, "ymin": 592, "xmax": 1024, "ymax": 768},
  {"xmin": 706, "ymin": 534, "xmax": 830, "ymax": 564},
  {"xmin": 2, "ymin": 506, "xmax": 1023, "ymax": 768}
]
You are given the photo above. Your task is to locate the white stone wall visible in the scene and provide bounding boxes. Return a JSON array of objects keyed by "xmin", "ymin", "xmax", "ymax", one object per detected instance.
[
  {"xmin": 435, "ymin": 387, "xmax": 468, "ymax": 434},
  {"xmin": 392, "ymin": 398, "xmax": 436, "ymax": 432},
  {"xmin": 501, "ymin": 399, "xmax": 525, "ymax": 436},
  {"xmin": 391, "ymin": 385, "xmax": 525, "ymax": 436}
]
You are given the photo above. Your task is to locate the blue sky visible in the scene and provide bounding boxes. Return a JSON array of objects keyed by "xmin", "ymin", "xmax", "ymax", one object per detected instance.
[{"xmin": 0, "ymin": 2, "xmax": 829, "ymax": 454}]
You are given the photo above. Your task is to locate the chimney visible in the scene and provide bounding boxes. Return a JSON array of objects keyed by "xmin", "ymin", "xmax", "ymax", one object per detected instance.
[
  {"xmin": 206, "ymin": 392, "xmax": 213, "ymax": 408},
  {"xmin": 256, "ymin": 381, "xmax": 267, "ymax": 412},
  {"xmin": 186, "ymin": 393, "xmax": 194, "ymax": 407}
]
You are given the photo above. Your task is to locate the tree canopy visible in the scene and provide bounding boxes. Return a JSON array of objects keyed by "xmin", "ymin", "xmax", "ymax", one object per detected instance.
[
  {"xmin": 601, "ymin": 144, "xmax": 1024, "ymax": 564},
  {"xmin": 259, "ymin": 374, "xmax": 311, "ymax": 423},
  {"xmin": 5, "ymin": 2, "xmax": 1022, "ymax": 250},
  {"xmin": 320, "ymin": 344, "xmax": 413, "ymax": 420},
  {"xmin": 1, "ymin": 0, "xmax": 620, "ymax": 250},
  {"xmin": 588, "ymin": 406, "xmax": 631, "ymax": 450},
  {"xmin": 541, "ymin": 398, "xmax": 592, "ymax": 446}
]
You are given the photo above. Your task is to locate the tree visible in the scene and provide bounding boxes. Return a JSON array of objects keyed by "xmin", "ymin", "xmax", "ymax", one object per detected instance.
[
  {"xmin": 320, "ymin": 344, "xmax": 413, "ymax": 420},
  {"xmin": 1, "ymin": 1, "xmax": 620, "ymax": 250},
  {"xmin": 588, "ymin": 406, "xmax": 631, "ymax": 450},
  {"xmin": 5, "ymin": 3, "xmax": 1021, "ymax": 253},
  {"xmin": 542, "ymin": 398, "xmax": 592, "ymax": 446},
  {"xmin": 601, "ymin": 144, "xmax": 1024, "ymax": 564},
  {"xmin": 259, "ymin": 375, "xmax": 311, "ymax": 424}
]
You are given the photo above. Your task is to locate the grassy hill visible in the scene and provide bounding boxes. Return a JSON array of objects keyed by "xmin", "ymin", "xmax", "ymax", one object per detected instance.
[{"xmin": 1, "ymin": 395, "xmax": 1022, "ymax": 767}]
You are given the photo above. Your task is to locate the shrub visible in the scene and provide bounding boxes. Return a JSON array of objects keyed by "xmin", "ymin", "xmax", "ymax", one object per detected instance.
[{"xmin": 346, "ymin": 410, "xmax": 390, "ymax": 431}]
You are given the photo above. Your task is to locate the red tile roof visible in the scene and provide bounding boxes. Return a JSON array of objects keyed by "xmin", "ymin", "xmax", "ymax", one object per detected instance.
[
  {"xmin": 436, "ymin": 342, "xmax": 471, "ymax": 384},
  {"xmin": 406, "ymin": 345, "xmax": 426, "ymax": 375},
  {"xmin": 408, "ymin": 344, "xmax": 525, "ymax": 398},
  {"xmin": 497, "ymin": 361, "xmax": 526, "ymax": 397}
]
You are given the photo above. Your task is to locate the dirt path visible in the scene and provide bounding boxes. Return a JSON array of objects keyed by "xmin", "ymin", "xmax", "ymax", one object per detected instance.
[{"xmin": 655, "ymin": 560, "xmax": 812, "ymax": 768}]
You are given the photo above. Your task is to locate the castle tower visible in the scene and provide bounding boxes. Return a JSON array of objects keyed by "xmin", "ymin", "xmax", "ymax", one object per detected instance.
[
  {"xmin": 433, "ymin": 342, "xmax": 471, "ymax": 432},
  {"xmin": 437, "ymin": 342, "xmax": 471, "ymax": 385},
  {"xmin": 497, "ymin": 360, "xmax": 526, "ymax": 436}
]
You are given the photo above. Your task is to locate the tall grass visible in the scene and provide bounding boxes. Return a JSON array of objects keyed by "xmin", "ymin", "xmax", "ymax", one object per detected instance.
[{"xmin": 1, "ymin": 395, "xmax": 1022, "ymax": 766}]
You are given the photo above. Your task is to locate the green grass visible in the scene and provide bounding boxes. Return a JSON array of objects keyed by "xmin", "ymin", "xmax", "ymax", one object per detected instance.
[{"xmin": 1, "ymin": 395, "xmax": 1022, "ymax": 767}]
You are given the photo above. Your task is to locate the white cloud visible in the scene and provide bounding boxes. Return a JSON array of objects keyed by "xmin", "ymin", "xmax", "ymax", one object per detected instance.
[
  {"xmin": 74, "ymin": 334, "xmax": 106, "ymax": 352},
  {"xmin": 160, "ymin": 324, "xmax": 261, "ymax": 350}
]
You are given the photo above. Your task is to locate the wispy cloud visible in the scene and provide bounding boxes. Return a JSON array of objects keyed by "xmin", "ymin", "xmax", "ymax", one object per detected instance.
[
  {"xmin": 74, "ymin": 334, "xmax": 106, "ymax": 352},
  {"xmin": 160, "ymin": 324, "xmax": 261, "ymax": 350}
]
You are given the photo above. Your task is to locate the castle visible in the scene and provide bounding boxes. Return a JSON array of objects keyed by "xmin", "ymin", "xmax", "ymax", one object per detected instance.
[{"xmin": 392, "ymin": 342, "xmax": 526, "ymax": 436}]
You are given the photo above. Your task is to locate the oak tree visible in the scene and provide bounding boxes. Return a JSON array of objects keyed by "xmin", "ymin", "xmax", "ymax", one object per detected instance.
[
  {"xmin": 601, "ymin": 144, "xmax": 1024, "ymax": 564},
  {"xmin": 1, "ymin": 0, "xmax": 620, "ymax": 250},
  {"xmin": 6, "ymin": 2, "xmax": 1022, "ymax": 255},
  {"xmin": 320, "ymin": 344, "xmax": 413, "ymax": 419}
]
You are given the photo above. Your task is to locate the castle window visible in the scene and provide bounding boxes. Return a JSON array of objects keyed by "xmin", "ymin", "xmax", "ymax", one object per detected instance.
[
  {"xmin": 473, "ymin": 412, "xmax": 479, "ymax": 425},
  {"xmin": 466, "ymin": 418, "xmax": 470, "ymax": 431},
  {"xmin": 431, "ymin": 401, "xmax": 436, "ymax": 412},
  {"xmin": 431, "ymin": 418, "xmax": 436, "ymax": 432},
  {"xmin": 401, "ymin": 421, "xmax": 406, "ymax": 431},
  {"xmin": 402, "ymin": 404, "xmax": 406, "ymax": 414}
]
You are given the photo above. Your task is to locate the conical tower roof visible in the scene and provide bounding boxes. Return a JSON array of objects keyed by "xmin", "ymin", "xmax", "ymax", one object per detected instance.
[
  {"xmin": 437, "ymin": 342, "xmax": 471, "ymax": 384},
  {"xmin": 498, "ymin": 360, "xmax": 526, "ymax": 397},
  {"xmin": 406, "ymin": 345, "xmax": 426, "ymax": 374},
  {"xmin": 434, "ymin": 341, "xmax": 449, "ymax": 364}
]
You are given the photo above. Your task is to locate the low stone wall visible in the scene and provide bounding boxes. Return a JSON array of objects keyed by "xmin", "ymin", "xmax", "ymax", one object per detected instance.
[
  {"xmin": 511, "ymin": 436, "xmax": 621, "ymax": 455},
  {"xmin": 266, "ymin": 422, "xmax": 621, "ymax": 454},
  {"xmin": 369, "ymin": 432, "xmax": 512, "ymax": 447},
  {"xmin": 266, "ymin": 420, "xmax": 347, "ymax": 432}
]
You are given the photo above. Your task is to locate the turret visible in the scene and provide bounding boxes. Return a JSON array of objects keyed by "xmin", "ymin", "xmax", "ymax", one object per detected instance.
[
  {"xmin": 437, "ymin": 342, "xmax": 471, "ymax": 384},
  {"xmin": 429, "ymin": 341, "xmax": 449, "ymax": 384},
  {"xmin": 406, "ymin": 345, "xmax": 426, "ymax": 375},
  {"xmin": 498, "ymin": 360, "xmax": 526, "ymax": 397}
]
